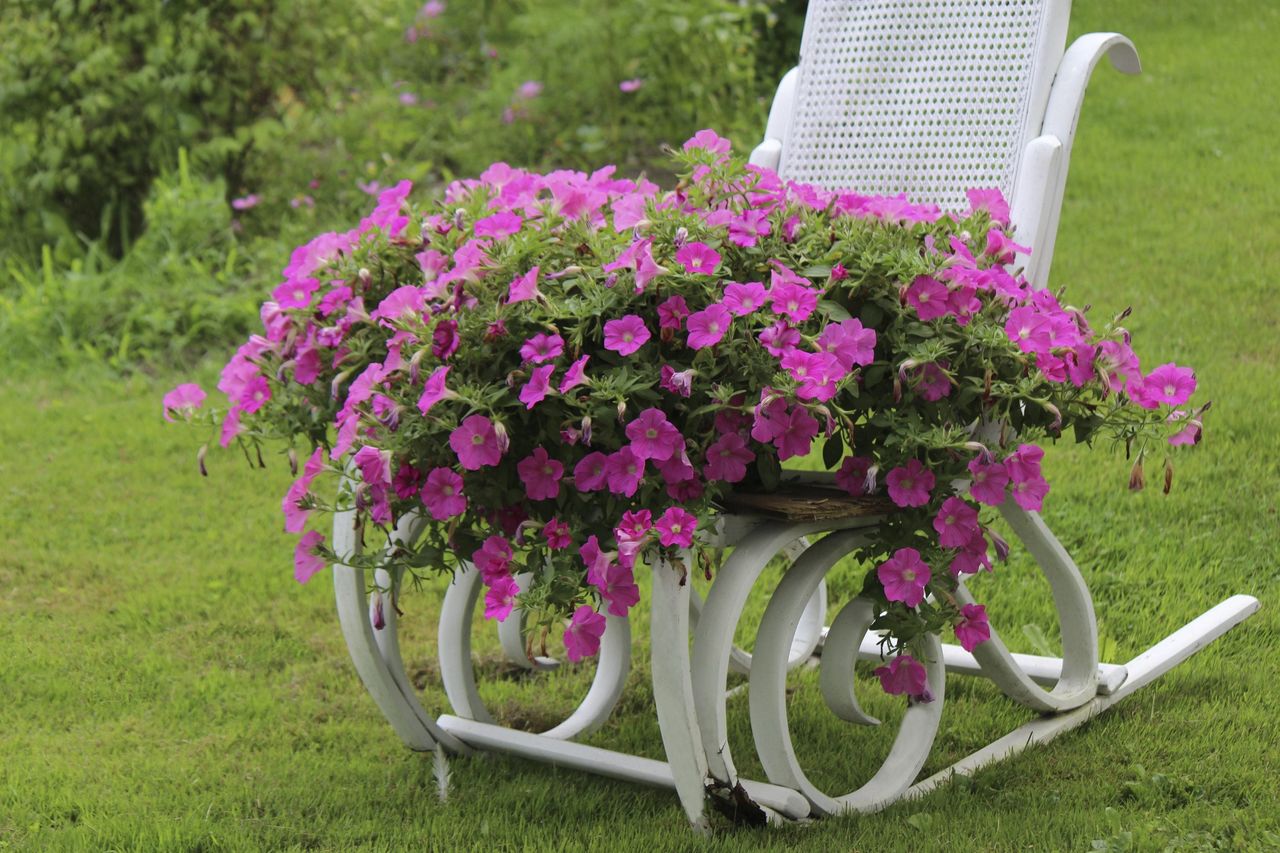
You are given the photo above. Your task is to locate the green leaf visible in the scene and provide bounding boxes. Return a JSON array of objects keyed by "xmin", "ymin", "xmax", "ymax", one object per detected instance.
[
  {"xmin": 822, "ymin": 433, "xmax": 844, "ymax": 470},
  {"xmin": 816, "ymin": 299, "xmax": 852, "ymax": 322},
  {"xmin": 756, "ymin": 453, "xmax": 781, "ymax": 491}
]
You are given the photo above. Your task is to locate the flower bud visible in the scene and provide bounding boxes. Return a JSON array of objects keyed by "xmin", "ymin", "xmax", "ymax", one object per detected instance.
[
  {"xmin": 358, "ymin": 268, "xmax": 372, "ymax": 288},
  {"xmin": 453, "ymin": 208, "xmax": 466, "ymax": 230},
  {"xmin": 197, "ymin": 444, "xmax": 208, "ymax": 478},
  {"xmin": 1128, "ymin": 459, "xmax": 1145, "ymax": 492},
  {"xmin": 372, "ymin": 591, "xmax": 386, "ymax": 630},
  {"xmin": 288, "ymin": 447, "xmax": 299, "ymax": 476},
  {"xmin": 673, "ymin": 227, "xmax": 688, "ymax": 248},
  {"xmin": 1163, "ymin": 458, "xmax": 1174, "ymax": 495},
  {"xmin": 580, "ymin": 415, "xmax": 593, "ymax": 446},
  {"xmin": 632, "ymin": 218, "xmax": 652, "ymax": 233},
  {"xmin": 987, "ymin": 527, "xmax": 1010, "ymax": 562},
  {"xmin": 493, "ymin": 420, "xmax": 511, "ymax": 455},
  {"xmin": 616, "ymin": 401, "xmax": 627, "ymax": 423}
]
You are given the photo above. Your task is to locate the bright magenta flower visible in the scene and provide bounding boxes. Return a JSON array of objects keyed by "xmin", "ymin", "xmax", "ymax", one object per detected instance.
[
  {"xmin": 449, "ymin": 415, "xmax": 503, "ymax": 470},
  {"xmin": 618, "ymin": 78, "xmax": 644, "ymax": 93},
  {"xmin": 655, "ymin": 506, "xmax": 697, "ymax": 548},
  {"xmin": 605, "ymin": 447, "xmax": 645, "ymax": 497},
  {"xmin": 564, "ymin": 606, "xmax": 607, "ymax": 661},
  {"xmin": 559, "ymin": 355, "xmax": 590, "ymax": 394},
  {"xmin": 686, "ymin": 304, "xmax": 732, "ymax": 349},
  {"xmin": 967, "ymin": 457, "xmax": 1009, "ymax": 506},
  {"xmin": 954, "ymin": 603, "xmax": 991, "ymax": 651},
  {"xmin": 913, "ymin": 362, "xmax": 952, "ymax": 401},
  {"xmin": 238, "ymin": 376, "xmax": 271, "ymax": 414},
  {"xmin": 603, "ymin": 315, "xmax": 650, "ymax": 356},
  {"xmin": 517, "ymin": 447, "xmax": 564, "ymax": 501},
  {"xmin": 1133, "ymin": 363, "xmax": 1196, "ymax": 408},
  {"xmin": 293, "ymin": 530, "xmax": 327, "ymax": 584},
  {"xmin": 728, "ymin": 210, "xmax": 771, "ymax": 248},
  {"xmin": 877, "ymin": 547, "xmax": 931, "ymax": 606},
  {"xmin": 518, "ymin": 364, "xmax": 555, "ymax": 409},
  {"xmin": 773, "ymin": 404, "xmax": 819, "ymax": 461},
  {"xmin": 519, "ymin": 332, "xmax": 564, "ymax": 364},
  {"xmin": 657, "ymin": 295, "xmax": 690, "ymax": 330},
  {"xmin": 769, "ymin": 281, "xmax": 817, "ymax": 322},
  {"xmin": 874, "ymin": 654, "xmax": 933, "ymax": 701},
  {"xmin": 703, "ymin": 432, "xmax": 754, "ymax": 483},
  {"xmin": 282, "ymin": 447, "xmax": 326, "ymax": 533},
  {"xmin": 573, "ymin": 452, "xmax": 609, "ymax": 492},
  {"xmin": 722, "ymin": 281, "xmax": 767, "ymax": 316},
  {"xmin": 817, "ymin": 318, "xmax": 876, "ymax": 370},
  {"xmin": 1006, "ymin": 444, "xmax": 1050, "ymax": 511},
  {"xmin": 834, "ymin": 456, "xmax": 872, "ymax": 496},
  {"xmin": 421, "ymin": 467, "xmax": 467, "ymax": 520},
  {"xmin": 371, "ymin": 285, "xmax": 424, "ymax": 325},
  {"xmin": 474, "ymin": 211, "xmax": 522, "ymax": 238},
  {"xmin": 965, "ymin": 187, "xmax": 1010, "ymax": 226},
  {"xmin": 484, "ymin": 574, "xmax": 520, "ymax": 622},
  {"xmin": 659, "ymin": 365, "xmax": 693, "ymax": 397},
  {"xmin": 506, "ymin": 266, "xmax": 541, "ymax": 304},
  {"xmin": 625, "ymin": 408, "xmax": 682, "ymax": 461},
  {"xmin": 905, "ymin": 276, "xmax": 950, "ymax": 321},
  {"xmin": 416, "ymin": 365, "xmax": 455, "ymax": 415},
  {"xmin": 758, "ymin": 321, "xmax": 801, "ymax": 357},
  {"xmin": 682, "ymin": 129, "xmax": 731, "ymax": 155},
  {"xmin": 614, "ymin": 509, "xmax": 652, "ymax": 566},
  {"xmin": 933, "ymin": 496, "xmax": 980, "ymax": 548},
  {"xmin": 473, "ymin": 535, "xmax": 513, "ymax": 582},
  {"xmin": 886, "ymin": 459, "xmax": 935, "ymax": 507},
  {"xmin": 579, "ymin": 534, "xmax": 614, "ymax": 587},
  {"xmin": 162, "ymin": 383, "xmax": 206, "ymax": 422},
  {"xmin": 599, "ymin": 563, "xmax": 640, "ymax": 617},
  {"xmin": 675, "ymin": 242, "xmax": 721, "ymax": 275},
  {"xmin": 543, "ymin": 518, "xmax": 571, "ymax": 550}
]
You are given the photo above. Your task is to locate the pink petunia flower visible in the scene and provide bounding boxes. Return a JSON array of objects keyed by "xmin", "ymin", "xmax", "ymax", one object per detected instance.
[
  {"xmin": 682, "ymin": 129, "xmax": 731, "ymax": 155},
  {"xmin": 782, "ymin": 350, "xmax": 845, "ymax": 402},
  {"xmin": 817, "ymin": 318, "xmax": 876, "ymax": 370},
  {"xmin": 769, "ymin": 281, "xmax": 818, "ymax": 322},
  {"xmin": 472, "ymin": 535, "xmax": 513, "ymax": 582},
  {"xmin": 728, "ymin": 209, "xmax": 771, "ymax": 248},
  {"xmin": 231, "ymin": 194, "xmax": 261, "ymax": 211},
  {"xmin": 655, "ymin": 506, "xmax": 697, "ymax": 548},
  {"xmin": 758, "ymin": 320, "xmax": 801, "ymax": 357},
  {"xmin": 933, "ymin": 496, "xmax": 981, "ymax": 548},
  {"xmin": 417, "ymin": 365, "xmax": 456, "ymax": 415},
  {"xmin": 675, "ymin": 242, "xmax": 721, "ymax": 275},
  {"xmin": 564, "ymin": 605, "xmax": 607, "ymax": 662},
  {"xmin": 483, "ymin": 573, "xmax": 521, "ymax": 622},
  {"xmin": 604, "ymin": 315, "xmax": 651, "ymax": 356},
  {"xmin": 659, "ymin": 365, "xmax": 694, "ymax": 397},
  {"xmin": 559, "ymin": 355, "xmax": 590, "ymax": 394},
  {"xmin": 421, "ymin": 467, "xmax": 467, "ymax": 520},
  {"xmin": 392, "ymin": 463, "xmax": 423, "ymax": 500},
  {"xmin": 686, "ymin": 304, "xmax": 732, "ymax": 349},
  {"xmin": 773, "ymin": 404, "xmax": 820, "ymax": 461},
  {"xmin": 1132, "ymin": 362, "xmax": 1196, "ymax": 408},
  {"xmin": 473, "ymin": 211, "xmax": 523, "ymax": 238},
  {"xmin": 605, "ymin": 447, "xmax": 645, "ymax": 497},
  {"xmin": 834, "ymin": 456, "xmax": 872, "ymax": 496},
  {"xmin": 449, "ymin": 414, "xmax": 503, "ymax": 470},
  {"xmin": 517, "ymin": 447, "xmax": 564, "ymax": 501},
  {"xmin": 599, "ymin": 562, "xmax": 641, "ymax": 617},
  {"xmin": 886, "ymin": 459, "xmax": 936, "ymax": 508},
  {"xmin": 965, "ymin": 187, "xmax": 1010, "ymax": 226},
  {"xmin": 507, "ymin": 266, "xmax": 541, "ymax": 304},
  {"xmin": 722, "ymin": 281, "xmax": 767, "ymax": 316},
  {"xmin": 543, "ymin": 517, "xmax": 572, "ymax": 550},
  {"xmin": 949, "ymin": 528, "xmax": 993, "ymax": 577},
  {"xmin": 579, "ymin": 534, "xmax": 614, "ymax": 587},
  {"xmin": 1006, "ymin": 444, "xmax": 1049, "ymax": 511},
  {"xmin": 282, "ymin": 447, "xmax": 326, "ymax": 533},
  {"xmin": 704, "ymin": 432, "xmax": 754, "ymax": 483},
  {"xmin": 574, "ymin": 452, "xmax": 609, "ymax": 492},
  {"xmin": 520, "ymin": 332, "xmax": 565, "ymax": 364},
  {"xmin": 877, "ymin": 547, "xmax": 931, "ymax": 606},
  {"xmin": 657, "ymin": 295, "xmax": 691, "ymax": 330},
  {"xmin": 625, "ymin": 408, "xmax": 683, "ymax": 461},
  {"xmin": 519, "ymin": 364, "xmax": 556, "ymax": 409},
  {"xmin": 238, "ymin": 375, "xmax": 271, "ymax": 414},
  {"xmin": 967, "ymin": 457, "xmax": 1009, "ymax": 506},
  {"xmin": 874, "ymin": 654, "xmax": 933, "ymax": 701},
  {"xmin": 162, "ymin": 383, "xmax": 206, "ymax": 422},
  {"xmin": 905, "ymin": 275, "xmax": 951, "ymax": 321},
  {"xmin": 619, "ymin": 78, "xmax": 644, "ymax": 93},
  {"xmin": 912, "ymin": 362, "xmax": 952, "ymax": 402},
  {"xmin": 614, "ymin": 509, "xmax": 652, "ymax": 566},
  {"xmin": 954, "ymin": 603, "xmax": 991, "ymax": 652},
  {"xmin": 432, "ymin": 319, "xmax": 459, "ymax": 360},
  {"xmin": 293, "ymin": 530, "xmax": 327, "ymax": 584}
]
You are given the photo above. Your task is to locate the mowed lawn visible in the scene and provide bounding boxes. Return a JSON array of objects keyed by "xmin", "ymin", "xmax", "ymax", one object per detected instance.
[{"xmin": 2, "ymin": 2, "xmax": 1278, "ymax": 850}]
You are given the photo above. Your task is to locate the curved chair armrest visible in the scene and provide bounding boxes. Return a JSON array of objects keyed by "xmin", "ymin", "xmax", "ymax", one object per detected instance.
[
  {"xmin": 1025, "ymin": 33, "xmax": 1140, "ymax": 288},
  {"xmin": 749, "ymin": 67, "xmax": 800, "ymax": 171}
]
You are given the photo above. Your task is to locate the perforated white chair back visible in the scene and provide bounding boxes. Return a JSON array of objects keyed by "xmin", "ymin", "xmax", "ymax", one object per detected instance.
[{"xmin": 778, "ymin": 0, "xmax": 1071, "ymax": 208}]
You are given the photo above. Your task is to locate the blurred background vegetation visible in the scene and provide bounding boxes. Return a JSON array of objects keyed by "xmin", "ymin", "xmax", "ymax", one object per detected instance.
[{"xmin": 0, "ymin": 0, "xmax": 806, "ymax": 369}]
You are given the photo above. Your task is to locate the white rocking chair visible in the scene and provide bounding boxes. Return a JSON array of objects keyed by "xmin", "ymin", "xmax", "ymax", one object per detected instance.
[{"xmin": 332, "ymin": 0, "xmax": 1260, "ymax": 830}]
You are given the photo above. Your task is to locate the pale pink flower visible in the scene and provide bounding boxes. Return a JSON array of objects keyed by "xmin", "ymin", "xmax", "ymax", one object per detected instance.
[
  {"xmin": 728, "ymin": 209, "xmax": 771, "ymax": 248},
  {"xmin": 682, "ymin": 129, "xmax": 731, "ymax": 155},
  {"xmin": 675, "ymin": 242, "xmax": 721, "ymax": 275},
  {"xmin": 559, "ymin": 355, "xmax": 590, "ymax": 393},
  {"xmin": 518, "ymin": 364, "xmax": 556, "ymax": 409},
  {"xmin": 877, "ymin": 547, "xmax": 931, "ymax": 606},
  {"xmin": 967, "ymin": 457, "xmax": 1009, "ymax": 506},
  {"xmin": 422, "ymin": 0, "xmax": 445, "ymax": 17},
  {"xmin": 293, "ymin": 530, "xmax": 327, "ymax": 584},
  {"xmin": 955, "ymin": 603, "xmax": 991, "ymax": 652},
  {"xmin": 686, "ymin": 304, "xmax": 732, "ymax": 349},
  {"xmin": 520, "ymin": 332, "xmax": 565, "ymax": 364},
  {"xmin": 231, "ymin": 194, "xmax": 260, "ymax": 210},
  {"xmin": 659, "ymin": 365, "xmax": 693, "ymax": 397},
  {"xmin": 371, "ymin": 285, "xmax": 424, "ymax": 325},
  {"xmin": 619, "ymin": 78, "xmax": 644, "ymax": 93},
  {"xmin": 474, "ymin": 211, "xmax": 522, "ymax": 238},
  {"xmin": 517, "ymin": 447, "xmax": 564, "ymax": 501},
  {"xmin": 543, "ymin": 518, "xmax": 572, "ymax": 550},
  {"xmin": 834, "ymin": 456, "xmax": 872, "ymax": 496},
  {"xmin": 506, "ymin": 266, "xmax": 542, "ymax": 304},
  {"xmin": 449, "ymin": 415, "xmax": 503, "ymax": 470},
  {"xmin": 769, "ymin": 281, "xmax": 817, "ymax": 322},
  {"xmin": 886, "ymin": 459, "xmax": 935, "ymax": 508},
  {"xmin": 605, "ymin": 447, "xmax": 645, "ymax": 497},
  {"xmin": 933, "ymin": 496, "xmax": 981, "ymax": 548},
  {"xmin": 421, "ymin": 467, "xmax": 467, "ymax": 520},
  {"xmin": 614, "ymin": 509, "xmax": 652, "ymax": 566},
  {"xmin": 162, "ymin": 383, "xmax": 206, "ymax": 422},
  {"xmin": 655, "ymin": 506, "xmax": 697, "ymax": 548},
  {"xmin": 905, "ymin": 276, "xmax": 950, "ymax": 321},
  {"xmin": 574, "ymin": 452, "xmax": 609, "ymax": 492},
  {"xmin": 704, "ymin": 432, "xmax": 754, "ymax": 483},
  {"xmin": 722, "ymin": 281, "xmax": 767, "ymax": 316},
  {"xmin": 817, "ymin": 318, "xmax": 876, "ymax": 370},
  {"xmin": 874, "ymin": 654, "xmax": 933, "ymax": 701},
  {"xmin": 517, "ymin": 80, "xmax": 543, "ymax": 100},
  {"xmin": 965, "ymin": 187, "xmax": 1010, "ymax": 226},
  {"xmin": 599, "ymin": 562, "xmax": 640, "ymax": 617},
  {"xmin": 564, "ymin": 606, "xmax": 607, "ymax": 661},
  {"xmin": 625, "ymin": 408, "xmax": 683, "ymax": 461},
  {"xmin": 604, "ymin": 315, "xmax": 651, "ymax": 356},
  {"xmin": 483, "ymin": 574, "xmax": 521, "ymax": 622}
]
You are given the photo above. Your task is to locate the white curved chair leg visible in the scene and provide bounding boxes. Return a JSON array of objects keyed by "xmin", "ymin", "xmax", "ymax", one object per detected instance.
[
  {"xmin": 438, "ymin": 563, "xmax": 631, "ymax": 741},
  {"xmin": 962, "ymin": 501, "xmax": 1099, "ymax": 712},
  {"xmin": 650, "ymin": 554, "xmax": 711, "ymax": 832},
  {"xmin": 332, "ymin": 506, "xmax": 468, "ymax": 754},
  {"xmin": 749, "ymin": 530, "xmax": 945, "ymax": 815}
]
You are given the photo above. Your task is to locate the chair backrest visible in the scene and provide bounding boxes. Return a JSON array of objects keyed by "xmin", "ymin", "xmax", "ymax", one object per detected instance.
[{"xmin": 778, "ymin": 0, "xmax": 1071, "ymax": 210}]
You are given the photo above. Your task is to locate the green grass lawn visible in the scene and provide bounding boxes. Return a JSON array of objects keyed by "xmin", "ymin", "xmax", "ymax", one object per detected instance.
[{"xmin": 3, "ymin": 1, "xmax": 1278, "ymax": 850}]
